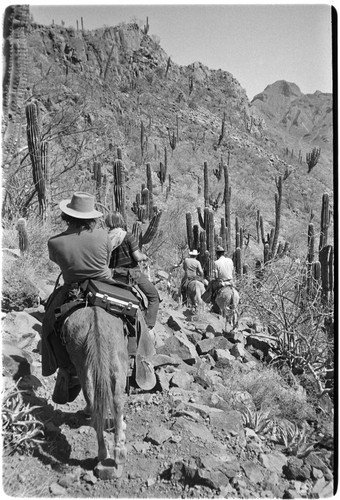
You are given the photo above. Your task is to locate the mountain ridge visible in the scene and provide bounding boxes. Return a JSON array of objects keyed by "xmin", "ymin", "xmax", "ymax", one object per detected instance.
[{"xmin": 2, "ymin": 7, "xmax": 334, "ymax": 262}]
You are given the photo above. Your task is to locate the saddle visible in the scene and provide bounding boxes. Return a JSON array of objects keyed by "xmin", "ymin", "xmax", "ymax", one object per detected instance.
[
  {"xmin": 54, "ymin": 279, "xmax": 146, "ymax": 357},
  {"xmin": 213, "ymin": 280, "xmax": 234, "ymax": 299}
]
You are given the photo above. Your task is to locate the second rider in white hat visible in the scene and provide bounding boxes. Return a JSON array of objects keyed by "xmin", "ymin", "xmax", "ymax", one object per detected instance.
[{"xmin": 180, "ymin": 249, "xmax": 206, "ymax": 305}]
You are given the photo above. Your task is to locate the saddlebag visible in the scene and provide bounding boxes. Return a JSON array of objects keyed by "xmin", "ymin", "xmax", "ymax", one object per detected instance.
[{"xmin": 86, "ymin": 279, "xmax": 140, "ymax": 317}]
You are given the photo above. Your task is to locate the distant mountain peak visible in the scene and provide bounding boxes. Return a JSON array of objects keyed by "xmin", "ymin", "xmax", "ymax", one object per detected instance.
[{"xmin": 252, "ymin": 80, "xmax": 302, "ymax": 103}]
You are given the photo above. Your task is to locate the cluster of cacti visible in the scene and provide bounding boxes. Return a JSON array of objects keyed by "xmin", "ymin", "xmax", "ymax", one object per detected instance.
[
  {"xmin": 112, "ymin": 147, "xmax": 126, "ymax": 222},
  {"xmin": 132, "ymin": 206, "xmax": 162, "ymax": 249},
  {"xmin": 186, "ymin": 208, "xmax": 216, "ymax": 279},
  {"xmin": 132, "ymin": 184, "xmax": 149, "ymax": 222},
  {"xmin": 131, "ymin": 163, "xmax": 156, "ymax": 222},
  {"xmin": 306, "ymin": 147, "xmax": 321, "ymax": 173},
  {"xmin": 256, "ymin": 175, "xmax": 289, "ymax": 263},
  {"xmin": 305, "ymin": 193, "xmax": 333, "ymax": 302},
  {"xmin": 26, "ymin": 100, "xmax": 49, "ymax": 220},
  {"xmin": 16, "ymin": 218, "xmax": 29, "ymax": 255}
]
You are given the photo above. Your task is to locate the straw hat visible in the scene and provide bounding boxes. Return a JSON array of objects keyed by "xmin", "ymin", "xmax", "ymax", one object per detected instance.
[
  {"xmin": 216, "ymin": 245, "xmax": 225, "ymax": 252},
  {"xmin": 189, "ymin": 249, "xmax": 199, "ymax": 256},
  {"xmin": 59, "ymin": 192, "xmax": 103, "ymax": 219}
]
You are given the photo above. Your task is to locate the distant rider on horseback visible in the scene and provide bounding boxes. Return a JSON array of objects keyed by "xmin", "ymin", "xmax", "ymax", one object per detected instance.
[
  {"xmin": 202, "ymin": 245, "xmax": 235, "ymax": 310},
  {"xmin": 180, "ymin": 249, "xmax": 207, "ymax": 305}
]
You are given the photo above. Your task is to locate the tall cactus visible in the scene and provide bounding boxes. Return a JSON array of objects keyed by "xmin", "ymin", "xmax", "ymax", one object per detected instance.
[
  {"xmin": 146, "ymin": 163, "xmax": 153, "ymax": 218},
  {"xmin": 203, "ymin": 161, "xmax": 210, "ymax": 207},
  {"xmin": 220, "ymin": 218, "xmax": 228, "ymax": 252},
  {"xmin": 112, "ymin": 147, "xmax": 126, "ymax": 222},
  {"xmin": 223, "ymin": 164, "xmax": 231, "ymax": 251},
  {"xmin": 306, "ymin": 147, "xmax": 321, "ymax": 173},
  {"xmin": 199, "ymin": 230, "xmax": 209, "ymax": 277},
  {"xmin": 3, "ymin": 5, "xmax": 29, "ymax": 165},
  {"xmin": 307, "ymin": 222, "xmax": 315, "ymax": 264},
  {"xmin": 141, "ymin": 210, "xmax": 162, "ymax": 245},
  {"xmin": 193, "ymin": 224, "xmax": 199, "ymax": 251},
  {"xmin": 319, "ymin": 246, "xmax": 332, "ymax": 302},
  {"xmin": 218, "ymin": 112, "xmax": 226, "ymax": 146},
  {"xmin": 16, "ymin": 218, "xmax": 28, "ymax": 255},
  {"xmin": 271, "ymin": 175, "xmax": 283, "ymax": 257},
  {"xmin": 206, "ymin": 209, "xmax": 215, "ymax": 279},
  {"xmin": 26, "ymin": 100, "xmax": 47, "ymax": 219},
  {"xmin": 41, "ymin": 140, "xmax": 50, "ymax": 221},
  {"xmin": 306, "ymin": 222, "xmax": 315, "ymax": 297},
  {"xmin": 93, "ymin": 160, "xmax": 102, "ymax": 202},
  {"xmin": 186, "ymin": 212, "xmax": 194, "ymax": 251},
  {"xmin": 319, "ymin": 193, "xmax": 330, "ymax": 252},
  {"xmin": 234, "ymin": 247, "xmax": 242, "ymax": 276},
  {"xmin": 140, "ymin": 120, "xmax": 147, "ymax": 159},
  {"xmin": 157, "ymin": 161, "xmax": 167, "ymax": 191},
  {"xmin": 168, "ymin": 129, "xmax": 176, "ymax": 153}
]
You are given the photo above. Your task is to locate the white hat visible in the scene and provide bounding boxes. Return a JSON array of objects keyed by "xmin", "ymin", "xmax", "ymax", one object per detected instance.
[
  {"xmin": 189, "ymin": 249, "xmax": 199, "ymax": 256},
  {"xmin": 59, "ymin": 192, "xmax": 103, "ymax": 219}
]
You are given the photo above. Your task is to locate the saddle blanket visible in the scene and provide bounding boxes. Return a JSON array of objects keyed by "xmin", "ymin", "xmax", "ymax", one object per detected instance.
[{"xmin": 87, "ymin": 279, "xmax": 140, "ymax": 317}]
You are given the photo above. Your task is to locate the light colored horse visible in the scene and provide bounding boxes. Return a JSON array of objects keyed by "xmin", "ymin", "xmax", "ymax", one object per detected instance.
[
  {"xmin": 215, "ymin": 286, "xmax": 240, "ymax": 330},
  {"xmin": 62, "ymin": 306, "xmax": 128, "ymax": 476},
  {"xmin": 187, "ymin": 280, "xmax": 206, "ymax": 313}
]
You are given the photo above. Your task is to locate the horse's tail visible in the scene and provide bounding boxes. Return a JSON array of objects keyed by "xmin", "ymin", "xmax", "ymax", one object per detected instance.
[{"xmin": 85, "ymin": 308, "xmax": 116, "ymax": 435}]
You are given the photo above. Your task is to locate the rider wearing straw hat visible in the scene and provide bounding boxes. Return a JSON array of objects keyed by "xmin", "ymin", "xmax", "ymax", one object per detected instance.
[
  {"xmin": 42, "ymin": 192, "xmax": 113, "ymax": 403},
  {"xmin": 43, "ymin": 192, "xmax": 156, "ymax": 402},
  {"xmin": 180, "ymin": 249, "xmax": 206, "ymax": 305}
]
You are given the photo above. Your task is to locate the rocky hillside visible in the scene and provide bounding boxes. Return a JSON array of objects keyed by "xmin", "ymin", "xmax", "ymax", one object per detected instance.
[
  {"xmin": 2, "ymin": 6, "xmax": 334, "ymax": 263},
  {"xmin": 2, "ymin": 273, "xmax": 335, "ymax": 498}
]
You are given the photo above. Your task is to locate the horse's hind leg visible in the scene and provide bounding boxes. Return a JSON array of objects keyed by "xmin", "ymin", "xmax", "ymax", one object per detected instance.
[{"xmin": 113, "ymin": 393, "xmax": 127, "ymax": 465}]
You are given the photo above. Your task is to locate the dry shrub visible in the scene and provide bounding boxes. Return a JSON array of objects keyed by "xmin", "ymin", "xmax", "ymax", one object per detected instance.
[
  {"xmin": 2, "ymin": 218, "xmax": 57, "ymax": 311},
  {"xmin": 221, "ymin": 364, "xmax": 316, "ymax": 424}
]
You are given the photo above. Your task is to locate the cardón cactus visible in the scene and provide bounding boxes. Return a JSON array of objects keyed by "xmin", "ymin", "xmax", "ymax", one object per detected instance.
[
  {"xmin": 26, "ymin": 100, "xmax": 47, "ymax": 219},
  {"xmin": 112, "ymin": 147, "xmax": 126, "ymax": 222}
]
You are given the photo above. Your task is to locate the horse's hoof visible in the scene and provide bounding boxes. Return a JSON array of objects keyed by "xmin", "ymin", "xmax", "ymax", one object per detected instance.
[
  {"xmin": 114, "ymin": 446, "xmax": 127, "ymax": 464},
  {"xmin": 94, "ymin": 459, "xmax": 124, "ymax": 480}
]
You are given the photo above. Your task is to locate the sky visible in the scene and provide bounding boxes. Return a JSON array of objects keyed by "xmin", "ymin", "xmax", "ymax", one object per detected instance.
[{"xmin": 24, "ymin": 2, "xmax": 334, "ymax": 100}]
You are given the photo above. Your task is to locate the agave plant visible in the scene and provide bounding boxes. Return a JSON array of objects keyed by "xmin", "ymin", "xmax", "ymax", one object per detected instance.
[
  {"xmin": 277, "ymin": 420, "xmax": 317, "ymax": 458},
  {"xmin": 2, "ymin": 381, "xmax": 45, "ymax": 455},
  {"xmin": 240, "ymin": 406, "xmax": 273, "ymax": 435}
]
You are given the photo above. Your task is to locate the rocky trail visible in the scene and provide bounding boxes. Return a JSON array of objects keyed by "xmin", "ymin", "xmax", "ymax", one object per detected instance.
[{"xmin": 2, "ymin": 269, "xmax": 335, "ymax": 499}]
